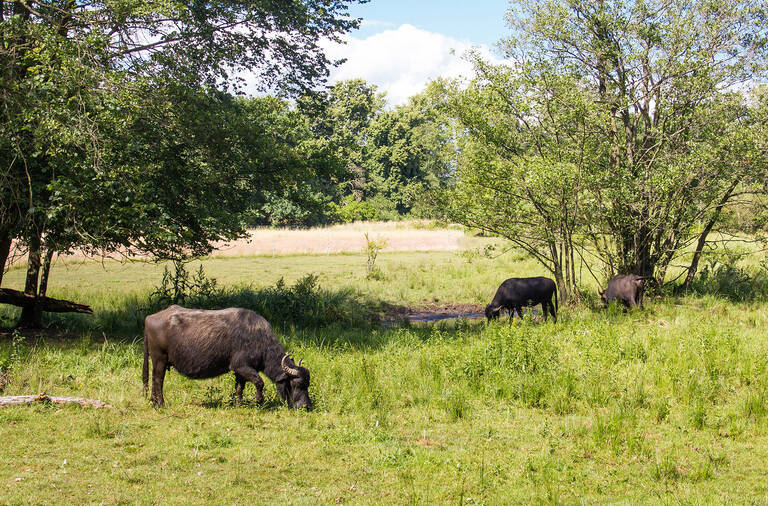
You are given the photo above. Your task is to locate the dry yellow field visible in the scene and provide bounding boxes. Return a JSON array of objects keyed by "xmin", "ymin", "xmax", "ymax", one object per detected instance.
[
  {"xmin": 6, "ymin": 221, "xmax": 468, "ymax": 268},
  {"xmin": 210, "ymin": 221, "xmax": 465, "ymax": 256}
]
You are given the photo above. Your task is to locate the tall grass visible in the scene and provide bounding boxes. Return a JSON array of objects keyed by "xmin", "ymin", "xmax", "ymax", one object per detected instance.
[
  {"xmin": 0, "ymin": 228, "xmax": 766, "ymax": 502},
  {"xmin": 687, "ymin": 259, "xmax": 768, "ymax": 301},
  {"xmin": 1, "ymin": 299, "xmax": 767, "ymax": 502}
]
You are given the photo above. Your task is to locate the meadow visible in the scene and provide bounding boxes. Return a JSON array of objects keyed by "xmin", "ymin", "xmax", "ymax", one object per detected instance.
[{"xmin": 0, "ymin": 225, "xmax": 767, "ymax": 503}]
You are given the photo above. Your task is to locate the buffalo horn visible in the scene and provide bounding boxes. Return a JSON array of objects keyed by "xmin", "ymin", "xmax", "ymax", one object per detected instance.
[{"xmin": 281, "ymin": 354, "xmax": 301, "ymax": 377}]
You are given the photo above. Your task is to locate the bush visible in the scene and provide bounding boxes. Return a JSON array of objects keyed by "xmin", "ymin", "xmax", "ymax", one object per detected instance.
[
  {"xmin": 333, "ymin": 195, "xmax": 380, "ymax": 223},
  {"xmin": 688, "ymin": 260, "xmax": 768, "ymax": 301},
  {"xmin": 148, "ymin": 266, "xmax": 376, "ymax": 329}
]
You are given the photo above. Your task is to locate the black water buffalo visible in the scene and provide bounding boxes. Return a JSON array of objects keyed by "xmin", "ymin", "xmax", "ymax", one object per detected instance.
[
  {"xmin": 143, "ymin": 305, "xmax": 312, "ymax": 409},
  {"xmin": 485, "ymin": 276, "xmax": 558, "ymax": 322},
  {"xmin": 599, "ymin": 274, "xmax": 649, "ymax": 308}
]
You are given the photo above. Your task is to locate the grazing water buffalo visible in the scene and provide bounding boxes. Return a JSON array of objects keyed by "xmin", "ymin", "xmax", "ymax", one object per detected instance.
[
  {"xmin": 599, "ymin": 274, "xmax": 649, "ymax": 308},
  {"xmin": 143, "ymin": 305, "xmax": 312, "ymax": 409},
  {"xmin": 485, "ymin": 276, "xmax": 558, "ymax": 322}
]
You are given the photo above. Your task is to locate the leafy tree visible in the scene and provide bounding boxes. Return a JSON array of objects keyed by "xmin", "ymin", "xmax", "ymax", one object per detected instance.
[
  {"xmin": 447, "ymin": 60, "xmax": 599, "ymax": 299},
  {"xmin": 364, "ymin": 86, "xmax": 455, "ymax": 214},
  {"xmin": 298, "ymin": 79, "xmax": 386, "ymax": 201},
  {"xmin": 0, "ymin": 0, "xmax": 365, "ymax": 326},
  {"xmin": 449, "ymin": 0, "xmax": 768, "ymax": 297},
  {"xmin": 506, "ymin": 0, "xmax": 768, "ymax": 280},
  {"xmin": 238, "ymin": 96, "xmax": 346, "ymax": 228}
]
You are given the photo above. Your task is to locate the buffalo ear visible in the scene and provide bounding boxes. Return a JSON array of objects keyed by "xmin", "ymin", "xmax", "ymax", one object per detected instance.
[
  {"xmin": 598, "ymin": 289, "xmax": 605, "ymax": 296},
  {"xmin": 275, "ymin": 373, "xmax": 290, "ymax": 383}
]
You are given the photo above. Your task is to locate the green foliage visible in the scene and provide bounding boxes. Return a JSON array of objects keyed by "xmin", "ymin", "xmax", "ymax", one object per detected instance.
[
  {"xmin": 0, "ymin": 331, "xmax": 26, "ymax": 382},
  {"xmin": 149, "ymin": 261, "xmax": 219, "ymax": 308},
  {"xmin": 148, "ymin": 272, "xmax": 375, "ymax": 330},
  {"xmin": 446, "ymin": 0, "xmax": 768, "ymax": 297},
  {"xmin": 364, "ymin": 233, "xmax": 388, "ymax": 280},
  {"xmin": 332, "ymin": 195, "xmax": 381, "ymax": 223},
  {"xmin": 688, "ymin": 260, "xmax": 768, "ymax": 302},
  {"xmin": 362, "ymin": 90, "xmax": 455, "ymax": 214},
  {"xmin": 298, "ymin": 79, "xmax": 455, "ymax": 220}
]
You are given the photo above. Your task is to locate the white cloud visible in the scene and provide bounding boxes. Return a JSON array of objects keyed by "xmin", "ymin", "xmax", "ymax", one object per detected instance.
[
  {"xmin": 359, "ymin": 19, "xmax": 396, "ymax": 29},
  {"xmin": 323, "ymin": 24, "xmax": 506, "ymax": 106}
]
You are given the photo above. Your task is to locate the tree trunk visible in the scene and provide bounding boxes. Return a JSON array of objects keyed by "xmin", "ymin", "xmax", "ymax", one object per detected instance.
[
  {"xmin": 38, "ymin": 248, "xmax": 54, "ymax": 297},
  {"xmin": 681, "ymin": 179, "xmax": 740, "ymax": 290},
  {"xmin": 0, "ymin": 288, "xmax": 92, "ymax": 314},
  {"xmin": 17, "ymin": 233, "xmax": 42, "ymax": 328},
  {"xmin": 550, "ymin": 242, "xmax": 569, "ymax": 302},
  {"xmin": 0, "ymin": 233, "xmax": 11, "ymax": 287}
]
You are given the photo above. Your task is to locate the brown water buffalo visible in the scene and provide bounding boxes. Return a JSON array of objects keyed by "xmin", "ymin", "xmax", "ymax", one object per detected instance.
[
  {"xmin": 599, "ymin": 274, "xmax": 650, "ymax": 308},
  {"xmin": 143, "ymin": 305, "xmax": 312, "ymax": 409},
  {"xmin": 485, "ymin": 276, "xmax": 558, "ymax": 322}
]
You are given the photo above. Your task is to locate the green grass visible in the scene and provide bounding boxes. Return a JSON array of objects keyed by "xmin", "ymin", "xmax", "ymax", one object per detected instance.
[
  {"xmin": 1, "ymin": 302, "xmax": 768, "ymax": 502},
  {"xmin": 0, "ymin": 230, "xmax": 767, "ymax": 502},
  {"xmin": 0, "ymin": 242, "xmax": 537, "ymax": 331}
]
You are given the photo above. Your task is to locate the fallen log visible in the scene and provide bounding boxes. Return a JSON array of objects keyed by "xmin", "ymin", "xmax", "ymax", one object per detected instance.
[
  {"xmin": 0, "ymin": 288, "xmax": 93, "ymax": 314},
  {"xmin": 0, "ymin": 394, "xmax": 112, "ymax": 409}
]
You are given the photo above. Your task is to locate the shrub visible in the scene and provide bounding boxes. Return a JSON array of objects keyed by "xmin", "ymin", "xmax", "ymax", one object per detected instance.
[
  {"xmin": 688, "ymin": 260, "xmax": 768, "ymax": 301},
  {"xmin": 333, "ymin": 195, "xmax": 380, "ymax": 223},
  {"xmin": 148, "ymin": 266, "xmax": 376, "ymax": 329}
]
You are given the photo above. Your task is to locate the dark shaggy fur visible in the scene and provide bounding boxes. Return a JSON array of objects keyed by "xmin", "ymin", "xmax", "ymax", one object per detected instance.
[
  {"xmin": 599, "ymin": 274, "xmax": 649, "ymax": 308},
  {"xmin": 143, "ymin": 305, "xmax": 312, "ymax": 409},
  {"xmin": 485, "ymin": 276, "xmax": 558, "ymax": 323}
]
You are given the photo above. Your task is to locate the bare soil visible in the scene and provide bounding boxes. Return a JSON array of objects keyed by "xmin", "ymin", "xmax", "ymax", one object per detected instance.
[{"xmin": 381, "ymin": 302, "xmax": 486, "ymax": 325}]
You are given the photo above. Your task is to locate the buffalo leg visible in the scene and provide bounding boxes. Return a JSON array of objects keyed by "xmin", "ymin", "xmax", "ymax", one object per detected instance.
[
  {"xmin": 514, "ymin": 306, "xmax": 524, "ymax": 320},
  {"xmin": 548, "ymin": 299, "xmax": 557, "ymax": 322},
  {"xmin": 234, "ymin": 373, "xmax": 246, "ymax": 405},
  {"xmin": 541, "ymin": 301, "xmax": 548, "ymax": 322},
  {"xmin": 151, "ymin": 354, "xmax": 167, "ymax": 408},
  {"xmin": 234, "ymin": 366, "xmax": 265, "ymax": 404}
]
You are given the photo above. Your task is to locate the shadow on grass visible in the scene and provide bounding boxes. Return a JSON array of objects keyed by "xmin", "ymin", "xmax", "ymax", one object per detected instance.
[
  {"xmin": 198, "ymin": 386, "xmax": 286, "ymax": 410},
  {"xmin": 1, "ymin": 274, "xmax": 462, "ymax": 349}
]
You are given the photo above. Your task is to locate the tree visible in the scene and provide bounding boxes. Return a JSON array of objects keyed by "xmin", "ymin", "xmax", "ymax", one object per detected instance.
[
  {"xmin": 447, "ymin": 59, "xmax": 600, "ymax": 299},
  {"xmin": 449, "ymin": 0, "xmax": 768, "ymax": 295},
  {"xmin": 0, "ymin": 0, "xmax": 365, "ymax": 327},
  {"xmin": 298, "ymin": 79, "xmax": 386, "ymax": 201},
  {"xmin": 241, "ymin": 96, "xmax": 347, "ymax": 228},
  {"xmin": 517, "ymin": 0, "xmax": 768, "ymax": 280},
  {"xmin": 363, "ymin": 86, "xmax": 455, "ymax": 215}
]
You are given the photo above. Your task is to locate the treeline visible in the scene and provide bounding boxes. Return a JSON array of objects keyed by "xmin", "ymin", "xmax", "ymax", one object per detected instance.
[{"xmin": 248, "ymin": 79, "xmax": 454, "ymax": 227}]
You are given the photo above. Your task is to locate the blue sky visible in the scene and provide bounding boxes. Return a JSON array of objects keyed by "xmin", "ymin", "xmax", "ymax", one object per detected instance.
[
  {"xmin": 347, "ymin": 0, "xmax": 511, "ymax": 48},
  {"xmin": 313, "ymin": 1, "xmax": 512, "ymax": 106}
]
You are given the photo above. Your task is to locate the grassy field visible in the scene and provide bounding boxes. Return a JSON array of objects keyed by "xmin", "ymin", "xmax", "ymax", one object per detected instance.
[{"xmin": 0, "ymin": 224, "xmax": 767, "ymax": 503}]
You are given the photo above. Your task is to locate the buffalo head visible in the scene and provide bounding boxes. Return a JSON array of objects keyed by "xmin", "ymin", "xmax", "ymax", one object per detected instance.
[
  {"xmin": 276, "ymin": 354, "xmax": 313, "ymax": 410},
  {"xmin": 485, "ymin": 305, "xmax": 502, "ymax": 321}
]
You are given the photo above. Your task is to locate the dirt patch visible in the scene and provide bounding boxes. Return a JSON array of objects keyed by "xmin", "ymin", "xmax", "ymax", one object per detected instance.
[{"xmin": 381, "ymin": 302, "xmax": 485, "ymax": 325}]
